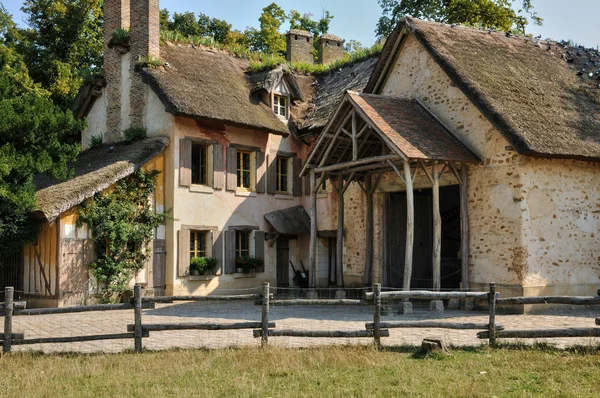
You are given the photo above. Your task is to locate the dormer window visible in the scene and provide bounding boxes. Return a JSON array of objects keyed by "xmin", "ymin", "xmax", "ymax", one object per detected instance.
[{"xmin": 274, "ymin": 94, "xmax": 287, "ymax": 118}]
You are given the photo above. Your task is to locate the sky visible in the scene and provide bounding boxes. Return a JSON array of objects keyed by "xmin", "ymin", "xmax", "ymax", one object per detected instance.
[{"xmin": 1, "ymin": 0, "xmax": 598, "ymax": 48}]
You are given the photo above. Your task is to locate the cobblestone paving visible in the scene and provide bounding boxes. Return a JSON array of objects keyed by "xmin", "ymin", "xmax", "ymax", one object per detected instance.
[{"xmin": 6, "ymin": 301, "xmax": 600, "ymax": 353}]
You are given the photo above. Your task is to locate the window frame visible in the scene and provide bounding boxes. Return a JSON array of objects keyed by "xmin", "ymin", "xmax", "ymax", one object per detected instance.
[
  {"xmin": 275, "ymin": 155, "xmax": 290, "ymax": 194},
  {"xmin": 237, "ymin": 150, "xmax": 253, "ymax": 191},
  {"xmin": 190, "ymin": 230, "xmax": 208, "ymax": 260},
  {"xmin": 235, "ymin": 231, "xmax": 251, "ymax": 258},
  {"xmin": 191, "ymin": 143, "xmax": 209, "ymax": 186},
  {"xmin": 273, "ymin": 94, "xmax": 287, "ymax": 118}
]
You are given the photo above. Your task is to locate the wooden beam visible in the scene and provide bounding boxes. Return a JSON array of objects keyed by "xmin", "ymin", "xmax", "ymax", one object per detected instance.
[
  {"xmin": 366, "ymin": 321, "xmax": 504, "ymax": 330},
  {"xmin": 352, "ymin": 110, "xmax": 358, "ymax": 161},
  {"xmin": 315, "ymin": 154, "xmax": 402, "ymax": 174},
  {"xmin": 432, "ymin": 161, "xmax": 441, "ymax": 292},
  {"xmin": 496, "ymin": 296, "xmax": 600, "ymax": 305},
  {"xmin": 34, "ymin": 246, "xmax": 52, "ymax": 296},
  {"xmin": 460, "ymin": 165, "xmax": 470, "ymax": 291},
  {"xmin": 341, "ymin": 128, "xmax": 352, "ymax": 137},
  {"xmin": 336, "ymin": 175, "xmax": 344, "ymax": 289},
  {"xmin": 364, "ymin": 174, "xmax": 373, "ymax": 286},
  {"xmin": 403, "ymin": 159, "xmax": 414, "ymax": 293},
  {"xmin": 342, "ymin": 173, "xmax": 355, "ymax": 194},
  {"xmin": 128, "ymin": 322, "xmax": 276, "ymax": 332},
  {"xmin": 254, "ymin": 329, "xmax": 390, "ymax": 338},
  {"xmin": 365, "ymin": 290, "xmax": 490, "ymax": 300},
  {"xmin": 357, "ymin": 124, "xmax": 370, "ymax": 139},
  {"xmin": 309, "ymin": 171, "xmax": 318, "ymax": 288},
  {"xmin": 371, "ymin": 173, "xmax": 383, "ymax": 194},
  {"xmin": 449, "ymin": 163, "xmax": 462, "ymax": 184},
  {"xmin": 387, "ymin": 159, "xmax": 406, "ymax": 184},
  {"xmin": 268, "ymin": 299, "xmax": 369, "ymax": 306},
  {"xmin": 268, "ymin": 234, "xmax": 280, "ymax": 248},
  {"xmin": 418, "ymin": 159, "xmax": 434, "ymax": 185},
  {"xmin": 477, "ymin": 328, "xmax": 600, "ymax": 340}
]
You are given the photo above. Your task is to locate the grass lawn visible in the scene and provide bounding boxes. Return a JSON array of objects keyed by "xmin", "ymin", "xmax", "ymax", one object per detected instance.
[{"xmin": 1, "ymin": 346, "xmax": 599, "ymax": 397}]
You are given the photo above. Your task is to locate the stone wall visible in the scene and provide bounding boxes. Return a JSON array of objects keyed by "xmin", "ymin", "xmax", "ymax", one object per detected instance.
[
  {"xmin": 103, "ymin": 0, "xmax": 130, "ymax": 143},
  {"xmin": 286, "ymin": 30, "xmax": 313, "ymax": 64},
  {"xmin": 317, "ymin": 36, "xmax": 345, "ymax": 64}
]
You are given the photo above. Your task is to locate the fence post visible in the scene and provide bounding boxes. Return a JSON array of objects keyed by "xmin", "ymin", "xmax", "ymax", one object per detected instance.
[
  {"xmin": 488, "ymin": 283, "xmax": 497, "ymax": 346},
  {"xmin": 3, "ymin": 287, "xmax": 14, "ymax": 353},
  {"xmin": 261, "ymin": 282, "xmax": 270, "ymax": 347},
  {"xmin": 373, "ymin": 283, "xmax": 381, "ymax": 351},
  {"xmin": 134, "ymin": 284, "xmax": 143, "ymax": 353}
]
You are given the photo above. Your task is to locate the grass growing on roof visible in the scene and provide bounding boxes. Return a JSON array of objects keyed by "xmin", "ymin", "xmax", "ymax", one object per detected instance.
[
  {"xmin": 2, "ymin": 346, "xmax": 600, "ymax": 397},
  {"xmin": 159, "ymin": 29, "xmax": 382, "ymax": 75}
]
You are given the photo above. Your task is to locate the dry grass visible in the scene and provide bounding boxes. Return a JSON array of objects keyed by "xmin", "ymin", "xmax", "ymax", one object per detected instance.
[{"xmin": 1, "ymin": 346, "xmax": 599, "ymax": 397}]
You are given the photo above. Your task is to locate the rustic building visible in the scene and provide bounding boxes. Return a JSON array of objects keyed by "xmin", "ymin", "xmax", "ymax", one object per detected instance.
[{"xmin": 4, "ymin": 1, "xmax": 599, "ymax": 312}]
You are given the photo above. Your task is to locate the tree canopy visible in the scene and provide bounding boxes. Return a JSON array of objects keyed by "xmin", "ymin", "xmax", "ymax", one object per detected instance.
[
  {"xmin": 0, "ymin": 7, "xmax": 82, "ymax": 250},
  {"xmin": 376, "ymin": 0, "xmax": 543, "ymax": 37}
]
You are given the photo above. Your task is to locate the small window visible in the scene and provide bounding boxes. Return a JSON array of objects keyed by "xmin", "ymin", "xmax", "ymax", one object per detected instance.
[
  {"xmin": 190, "ymin": 230, "xmax": 207, "ymax": 260},
  {"xmin": 237, "ymin": 151, "xmax": 252, "ymax": 190},
  {"xmin": 276, "ymin": 156, "xmax": 289, "ymax": 193},
  {"xmin": 273, "ymin": 94, "xmax": 287, "ymax": 118},
  {"xmin": 191, "ymin": 143, "xmax": 208, "ymax": 185},
  {"xmin": 236, "ymin": 231, "xmax": 250, "ymax": 258}
]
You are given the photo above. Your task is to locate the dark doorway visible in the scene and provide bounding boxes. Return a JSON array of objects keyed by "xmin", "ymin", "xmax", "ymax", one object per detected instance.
[
  {"xmin": 386, "ymin": 185, "xmax": 461, "ymax": 290},
  {"xmin": 327, "ymin": 237, "xmax": 337, "ymax": 286},
  {"xmin": 276, "ymin": 237, "xmax": 290, "ymax": 287},
  {"xmin": 0, "ymin": 248, "xmax": 23, "ymax": 293}
]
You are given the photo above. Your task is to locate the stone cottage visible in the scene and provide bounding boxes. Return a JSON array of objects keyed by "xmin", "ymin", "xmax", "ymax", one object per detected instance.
[{"xmin": 301, "ymin": 18, "xmax": 600, "ymax": 312}]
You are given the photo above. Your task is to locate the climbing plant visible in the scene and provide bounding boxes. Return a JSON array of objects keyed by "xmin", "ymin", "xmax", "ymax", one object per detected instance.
[{"xmin": 77, "ymin": 169, "xmax": 169, "ymax": 302}]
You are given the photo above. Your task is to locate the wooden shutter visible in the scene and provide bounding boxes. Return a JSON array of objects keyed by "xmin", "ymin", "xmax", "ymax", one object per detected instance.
[
  {"xmin": 226, "ymin": 147, "xmax": 237, "ymax": 191},
  {"xmin": 304, "ymin": 173, "xmax": 311, "ymax": 196},
  {"xmin": 224, "ymin": 230, "xmax": 236, "ymax": 274},
  {"xmin": 179, "ymin": 139, "xmax": 192, "ymax": 187},
  {"xmin": 213, "ymin": 144, "xmax": 225, "ymax": 190},
  {"xmin": 293, "ymin": 157, "xmax": 302, "ymax": 197},
  {"xmin": 255, "ymin": 151, "xmax": 266, "ymax": 193},
  {"xmin": 212, "ymin": 231, "xmax": 223, "ymax": 275},
  {"xmin": 254, "ymin": 231, "xmax": 265, "ymax": 272},
  {"xmin": 178, "ymin": 229, "xmax": 190, "ymax": 277},
  {"xmin": 267, "ymin": 154, "xmax": 277, "ymax": 194}
]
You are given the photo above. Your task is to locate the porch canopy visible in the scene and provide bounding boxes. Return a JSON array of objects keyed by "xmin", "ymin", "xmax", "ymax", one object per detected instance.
[
  {"xmin": 264, "ymin": 205, "xmax": 311, "ymax": 235},
  {"xmin": 300, "ymin": 91, "xmax": 479, "ymax": 296}
]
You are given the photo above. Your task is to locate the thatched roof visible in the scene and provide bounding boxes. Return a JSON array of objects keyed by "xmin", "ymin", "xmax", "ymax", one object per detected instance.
[
  {"xmin": 348, "ymin": 92, "xmax": 479, "ymax": 162},
  {"xmin": 367, "ymin": 18, "xmax": 600, "ymax": 161},
  {"xmin": 35, "ymin": 137, "xmax": 169, "ymax": 222},
  {"xmin": 141, "ymin": 43, "xmax": 289, "ymax": 136},
  {"xmin": 320, "ymin": 34, "xmax": 344, "ymax": 42},
  {"xmin": 295, "ymin": 57, "xmax": 379, "ymax": 135},
  {"xmin": 248, "ymin": 65, "xmax": 304, "ymax": 101},
  {"xmin": 288, "ymin": 29, "xmax": 312, "ymax": 37}
]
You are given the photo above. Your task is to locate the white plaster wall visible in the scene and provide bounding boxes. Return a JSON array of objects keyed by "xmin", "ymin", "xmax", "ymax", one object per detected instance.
[
  {"xmin": 81, "ymin": 87, "xmax": 108, "ymax": 150},
  {"xmin": 169, "ymin": 118, "xmax": 315, "ymax": 294}
]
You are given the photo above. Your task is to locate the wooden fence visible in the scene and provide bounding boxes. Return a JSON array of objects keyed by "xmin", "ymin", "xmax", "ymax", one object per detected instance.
[{"xmin": 2, "ymin": 283, "xmax": 600, "ymax": 353}]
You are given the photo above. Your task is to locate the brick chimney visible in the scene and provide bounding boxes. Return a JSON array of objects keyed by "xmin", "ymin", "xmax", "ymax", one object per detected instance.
[
  {"xmin": 104, "ymin": 0, "xmax": 130, "ymax": 143},
  {"xmin": 129, "ymin": 0, "xmax": 160, "ymax": 129},
  {"xmin": 317, "ymin": 34, "xmax": 345, "ymax": 65},
  {"xmin": 286, "ymin": 30, "xmax": 314, "ymax": 64}
]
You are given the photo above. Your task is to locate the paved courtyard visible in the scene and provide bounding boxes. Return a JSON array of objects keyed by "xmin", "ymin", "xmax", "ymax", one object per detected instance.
[{"xmin": 6, "ymin": 301, "xmax": 600, "ymax": 353}]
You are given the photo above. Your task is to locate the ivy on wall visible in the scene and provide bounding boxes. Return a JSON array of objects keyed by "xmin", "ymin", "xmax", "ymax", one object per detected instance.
[{"xmin": 77, "ymin": 170, "xmax": 169, "ymax": 301}]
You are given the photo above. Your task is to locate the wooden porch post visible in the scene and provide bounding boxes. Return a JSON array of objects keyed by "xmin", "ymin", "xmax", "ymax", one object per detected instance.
[
  {"xmin": 402, "ymin": 159, "xmax": 414, "ymax": 293},
  {"xmin": 336, "ymin": 175, "xmax": 345, "ymax": 297},
  {"xmin": 432, "ymin": 162, "xmax": 441, "ymax": 291},
  {"xmin": 460, "ymin": 164, "xmax": 472, "ymax": 310},
  {"xmin": 309, "ymin": 170, "xmax": 318, "ymax": 291},
  {"xmin": 364, "ymin": 174, "xmax": 373, "ymax": 286}
]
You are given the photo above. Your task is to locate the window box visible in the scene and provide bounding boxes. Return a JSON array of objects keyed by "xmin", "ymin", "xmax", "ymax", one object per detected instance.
[{"xmin": 234, "ymin": 272, "xmax": 258, "ymax": 279}]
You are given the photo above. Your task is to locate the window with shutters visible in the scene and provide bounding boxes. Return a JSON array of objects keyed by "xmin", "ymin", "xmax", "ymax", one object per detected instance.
[
  {"xmin": 237, "ymin": 151, "xmax": 252, "ymax": 190},
  {"xmin": 275, "ymin": 156, "xmax": 290, "ymax": 194},
  {"xmin": 191, "ymin": 144, "xmax": 208, "ymax": 186},
  {"xmin": 189, "ymin": 230, "xmax": 207, "ymax": 260},
  {"xmin": 235, "ymin": 231, "xmax": 250, "ymax": 258}
]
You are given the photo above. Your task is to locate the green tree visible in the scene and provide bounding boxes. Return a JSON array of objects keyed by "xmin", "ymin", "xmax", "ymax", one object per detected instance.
[
  {"xmin": 376, "ymin": 0, "xmax": 542, "ymax": 37},
  {"xmin": 0, "ymin": 15, "xmax": 82, "ymax": 250},
  {"xmin": 159, "ymin": 8, "xmax": 171, "ymax": 31},
  {"xmin": 251, "ymin": 2, "xmax": 287, "ymax": 54},
  {"xmin": 345, "ymin": 39, "xmax": 363, "ymax": 53},
  {"xmin": 171, "ymin": 11, "xmax": 201, "ymax": 36},
  {"xmin": 17, "ymin": 0, "xmax": 104, "ymax": 108}
]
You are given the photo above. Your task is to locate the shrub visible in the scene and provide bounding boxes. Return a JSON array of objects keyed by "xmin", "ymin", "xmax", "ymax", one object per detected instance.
[
  {"xmin": 108, "ymin": 28, "xmax": 130, "ymax": 48},
  {"xmin": 135, "ymin": 55, "xmax": 164, "ymax": 70},
  {"xmin": 123, "ymin": 127, "xmax": 147, "ymax": 143},
  {"xmin": 90, "ymin": 134, "xmax": 103, "ymax": 148},
  {"xmin": 190, "ymin": 257, "xmax": 219, "ymax": 275}
]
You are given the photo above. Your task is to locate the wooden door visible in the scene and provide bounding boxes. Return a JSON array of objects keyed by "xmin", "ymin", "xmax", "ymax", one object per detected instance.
[
  {"xmin": 0, "ymin": 248, "xmax": 23, "ymax": 293},
  {"xmin": 152, "ymin": 240, "xmax": 166, "ymax": 296},
  {"xmin": 386, "ymin": 191, "xmax": 433, "ymax": 289},
  {"xmin": 276, "ymin": 237, "xmax": 290, "ymax": 287}
]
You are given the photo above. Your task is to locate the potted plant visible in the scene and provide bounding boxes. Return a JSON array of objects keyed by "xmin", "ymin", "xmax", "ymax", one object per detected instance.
[
  {"xmin": 190, "ymin": 257, "xmax": 207, "ymax": 276},
  {"xmin": 205, "ymin": 257, "xmax": 219, "ymax": 274},
  {"xmin": 235, "ymin": 256, "xmax": 264, "ymax": 273}
]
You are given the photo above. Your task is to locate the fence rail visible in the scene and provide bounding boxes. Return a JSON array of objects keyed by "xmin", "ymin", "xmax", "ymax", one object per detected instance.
[{"xmin": 3, "ymin": 283, "xmax": 600, "ymax": 353}]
